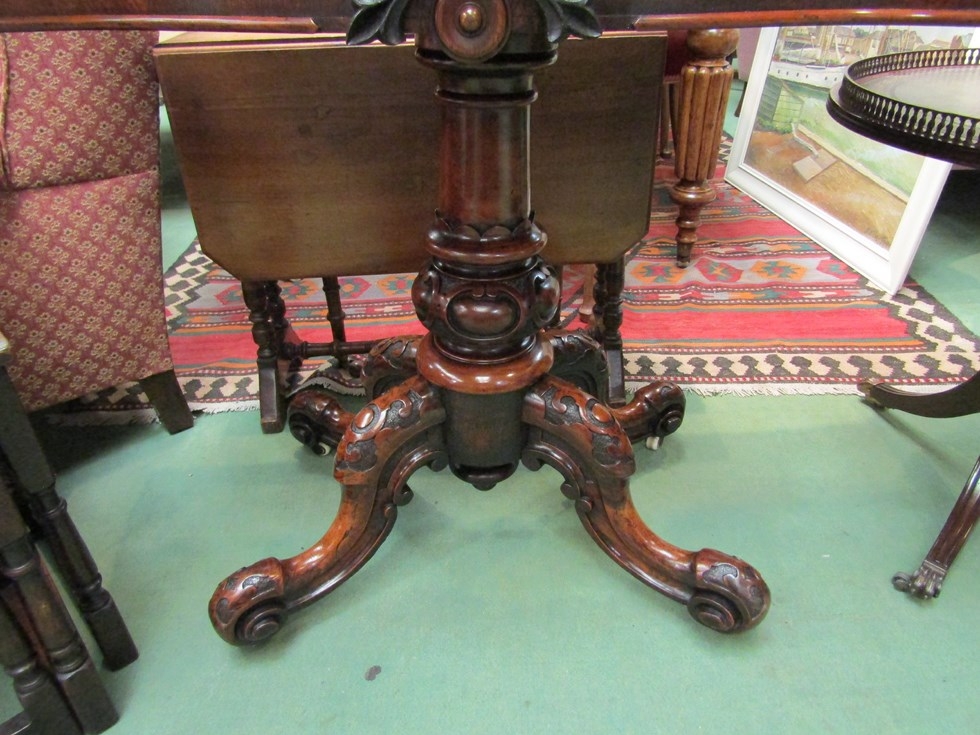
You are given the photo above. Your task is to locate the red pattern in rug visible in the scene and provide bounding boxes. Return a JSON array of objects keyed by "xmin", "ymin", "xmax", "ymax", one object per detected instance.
[{"xmin": 52, "ymin": 174, "xmax": 980, "ymax": 419}]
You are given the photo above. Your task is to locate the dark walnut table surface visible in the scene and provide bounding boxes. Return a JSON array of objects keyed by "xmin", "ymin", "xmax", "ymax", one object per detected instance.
[{"xmin": 3, "ymin": 1, "xmax": 979, "ymax": 646}]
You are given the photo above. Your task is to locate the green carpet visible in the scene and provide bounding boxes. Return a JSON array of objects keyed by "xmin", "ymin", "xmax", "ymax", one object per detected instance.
[
  {"xmin": 20, "ymin": 391, "xmax": 980, "ymax": 734},
  {"xmin": 4, "ymin": 80, "xmax": 979, "ymax": 735}
]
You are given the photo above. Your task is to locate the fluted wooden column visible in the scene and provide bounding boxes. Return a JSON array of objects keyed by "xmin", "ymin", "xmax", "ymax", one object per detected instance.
[{"xmin": 670, "ymin": 28, "xmax": 738, "ymax": 267}]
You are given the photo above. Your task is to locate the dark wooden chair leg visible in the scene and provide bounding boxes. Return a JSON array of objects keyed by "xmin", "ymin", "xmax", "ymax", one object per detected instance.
[
  {"xmin": 0, "ymin": 492, "xmax": 117, "ymax": 734},
  {"xmin": 139, "ymin": 369, "xmax": 193, "ymax": 434},
  {"xmin": 0, "ymin": 369, "xmax": 138, "ymax": 672},
  {"xmin": 0, "ymin": 584, "xmax": 82, "ymax": 735}
]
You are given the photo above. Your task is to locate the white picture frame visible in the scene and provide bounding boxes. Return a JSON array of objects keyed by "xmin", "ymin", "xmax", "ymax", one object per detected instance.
[{"xmin": 726, "ymin": 25, "xmax": 978, "ymax": 295}]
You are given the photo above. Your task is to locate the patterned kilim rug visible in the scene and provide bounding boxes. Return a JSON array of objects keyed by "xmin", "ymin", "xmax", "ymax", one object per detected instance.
[{"xmin": 53, "ymin": 170, "xmax": 980, "ymax": 423}]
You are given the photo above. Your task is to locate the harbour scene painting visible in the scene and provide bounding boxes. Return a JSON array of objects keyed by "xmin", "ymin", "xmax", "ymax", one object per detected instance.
[
  {"xmin": 742, "ymin": 25, "xmax": 975, "ymax": 251},
  {"xmin": 726, "ymin": 24, "xmax": 980, "ymax": 292}
]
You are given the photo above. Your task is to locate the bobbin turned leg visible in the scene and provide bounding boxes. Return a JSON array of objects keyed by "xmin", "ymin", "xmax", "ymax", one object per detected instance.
[
  {"xmin": 242, "ymin": 280, "xmax": 303, "ymax": 433},
  {"xmin": 523, "ymin": 376, "xmax": 769, "ymax": 632},
  {"xmin": 210, "ymin": 376, "xmax": 447, "ymax": 644}
]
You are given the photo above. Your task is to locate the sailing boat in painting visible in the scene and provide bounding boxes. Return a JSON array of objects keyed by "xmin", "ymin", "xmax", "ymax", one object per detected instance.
[{"xmin": 746, "ymin": 25, "xmax": 972, "ymax": 249}]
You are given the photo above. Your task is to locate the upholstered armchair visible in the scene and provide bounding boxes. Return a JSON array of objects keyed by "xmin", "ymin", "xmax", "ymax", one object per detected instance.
[{"xmin": 0, "ymin": 30, "xmax": 191, "ymax": 432}]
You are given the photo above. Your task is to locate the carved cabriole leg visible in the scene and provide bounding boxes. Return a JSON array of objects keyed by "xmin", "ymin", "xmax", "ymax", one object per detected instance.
[
  {"xmin": 893, "ymin": 454, "xmax": 980, "ymax": 599},
  {"xmin": 361, "ymin": 335, "xmax": 422, "ymax": 399},
  {"xmin": 671, "ymin": 29, "xmax": 739, "ymax": 267},
  {"xmin": 548, "ymin": 330, "xmax": 610, "ymax": 403},
  {"xmin": 522, "ymin": 376, "xmax": 770, "ymax": 632},
  {"xmin": 612, "ymin": 382, "xmax": 686, "ymax": 450},
  {"xmin": 285, "ymin": 390, "xmax": 354, "ymax": 456},
  {"xmin": 210, "ymin": 375, "xmax": 447, "ymax": 645}
]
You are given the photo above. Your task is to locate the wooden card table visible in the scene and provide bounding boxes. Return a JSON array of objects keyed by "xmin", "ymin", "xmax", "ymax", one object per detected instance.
[
  {"xmin": 3, "ymin": 1, "xmax": 980, "ymax": 648},
  {"xmin": 829, "ymin": 48, "xmax": 980, "ymax": 598}
]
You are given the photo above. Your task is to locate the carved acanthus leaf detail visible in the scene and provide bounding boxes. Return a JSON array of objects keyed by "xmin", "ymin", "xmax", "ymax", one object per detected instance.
[
  {"xmin": 533, "ymin": 0, "xmax": 601, "ymax": 43},
  {"xmin": 347, "ymin": 0, "xmax": 414, "ymax": 46}
]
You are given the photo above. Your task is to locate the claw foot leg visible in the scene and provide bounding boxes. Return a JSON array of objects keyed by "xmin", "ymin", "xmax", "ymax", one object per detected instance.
[
  {"xmin": 522, "ymin": 376, "xmax": 768, "ymax": 633},
  {"xmin": 892, "ymin": 560, "xmax": 947, "ymax": 599},
  {"xmin": 211, "ymin": 376, "xmax": 447, "ymax": 644},
  {"xmin": 893, "ymin": 454, "xmax": 980, "ymax": 600}
]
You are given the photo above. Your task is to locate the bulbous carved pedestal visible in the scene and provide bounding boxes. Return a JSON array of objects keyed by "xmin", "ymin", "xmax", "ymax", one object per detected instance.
[{"xmin": 209, "ymin": 0, "xmax": 770, "ymax": 644}]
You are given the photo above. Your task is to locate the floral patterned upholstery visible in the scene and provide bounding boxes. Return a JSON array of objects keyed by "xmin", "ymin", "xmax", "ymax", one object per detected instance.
[{"xmin": 0, "ymin": 30, "xmax": 179, "ymax": 415}]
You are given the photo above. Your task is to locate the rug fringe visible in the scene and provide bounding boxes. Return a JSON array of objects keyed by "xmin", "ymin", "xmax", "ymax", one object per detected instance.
[{"xmin": 625, "ymin": 381, "xmax": 863, "ymax": 397}]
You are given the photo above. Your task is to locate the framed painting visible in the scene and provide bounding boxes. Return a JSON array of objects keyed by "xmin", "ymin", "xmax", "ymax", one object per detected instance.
[{"xmin": 726, "ymin": 25, "xmax": 978, "ymax": 294}]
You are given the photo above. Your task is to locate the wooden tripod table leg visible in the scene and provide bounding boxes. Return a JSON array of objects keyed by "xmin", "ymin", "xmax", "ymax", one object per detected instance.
[
  {"xmin": 892, "ymin": 454, "xmax": 980, "ymax": 599},
  {"xmin": 210, "ymin": 376, "xmax": 448, "ymax": 644},
  {"xmin": 523, "ymin": 376, "xmax": 769, "ymax": 632},
  {"xmin": 861, "ymin": 371, "xmax": 980, "ymax": 418},
  {"xmin": 861, "ymin": 372, "xmax": 980, "ymax": 597}
]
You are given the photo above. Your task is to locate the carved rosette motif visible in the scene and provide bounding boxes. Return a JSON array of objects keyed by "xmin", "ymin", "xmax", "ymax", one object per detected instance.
[{"xmin": 347, "ymin": 0, "xmax": 601, "ymax": 51}]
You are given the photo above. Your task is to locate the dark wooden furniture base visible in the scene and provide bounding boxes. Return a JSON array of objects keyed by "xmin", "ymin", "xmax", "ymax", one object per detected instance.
[
  {"xmin": 201, "ymin": 16, "xmax": 771, "ymax": 644},
  {"xmin": 829, "ymin": 48, "xmax": 980, "ymax": 598},
  {"xmin": 0, "ymin": 488, "xmax": 117, "ymax": 735},
  {"xmin": 1, "ymin": 333, "xmax": 138, "ymax": 671}
]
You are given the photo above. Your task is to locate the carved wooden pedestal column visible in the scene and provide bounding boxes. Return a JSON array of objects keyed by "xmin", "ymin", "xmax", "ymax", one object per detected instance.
[
  {"xmin": 209, "ymin": 0, "xmax": 769, "ymax": 646},
  {"xmin": 669, "ymin": 28, "xmax": 738, "ymax": 267}
]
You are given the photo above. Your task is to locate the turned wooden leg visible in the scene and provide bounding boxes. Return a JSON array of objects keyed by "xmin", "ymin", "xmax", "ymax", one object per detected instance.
[
  {"xmin": 321, "ymin": 276, "xmax": 351, "ymax": 371},
  {"xmin": 893, "ymin": 454, "xmax": 980, "ymax": 599},
  {"xmin": 0, "ymin": 371, "xmax": 137, "ymax": 671},
  {"xmin": 578, "ymin": 264, "xmax": 597, "ymax": 323},
  {"xmin": 670, "ymin": 29, "xmax": 739, "ymax": 267},
  {"xmin": 0, "ymin": 492, "xmax": 117, "ymax": 734},
  {"xmin": 522, "ymin": 376, "xmax": 769, "ymax": 632},
  {"xmin": 210, "ymin": 376, "xmax": 448, "ymax": 644},
  {"xmin": 0, "ymin": 586, "xmax": 82, "ymax": 735},
  {"xmin": 242, "ymin": 280, "xmax": 303, "ymax": 433}
]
